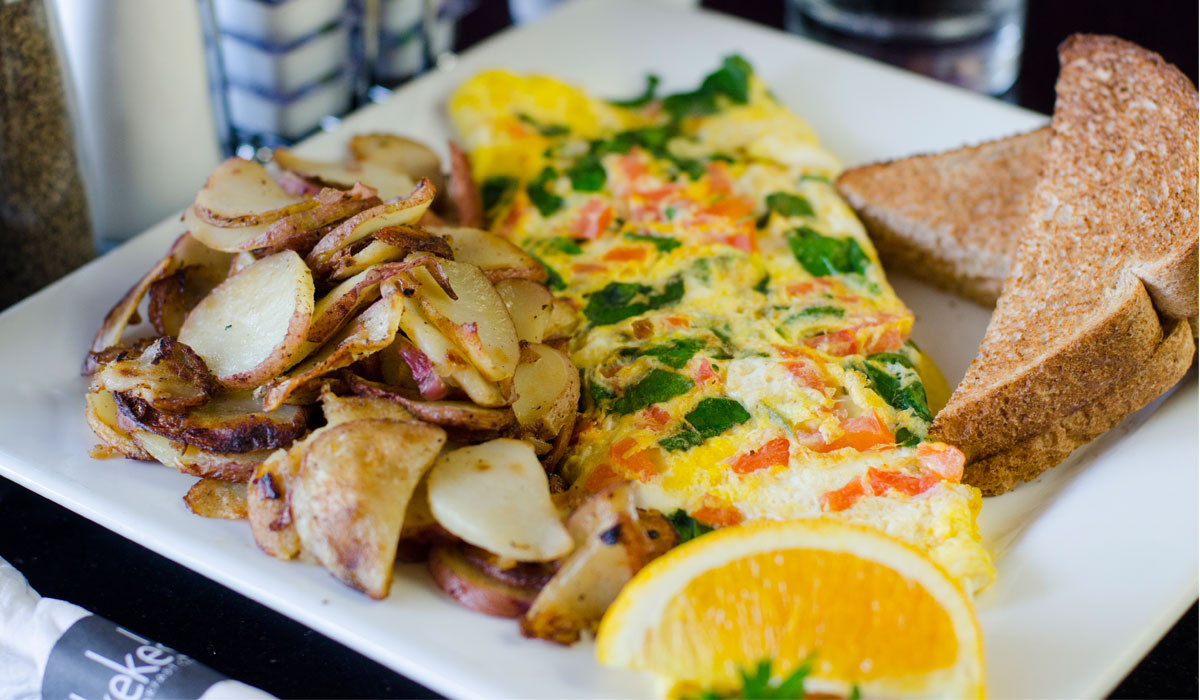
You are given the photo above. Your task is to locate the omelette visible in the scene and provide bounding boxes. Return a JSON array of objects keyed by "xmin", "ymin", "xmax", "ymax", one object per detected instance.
[{"xmin": 449, "ymin": 57, "xmax": 992, "ymax": 593}]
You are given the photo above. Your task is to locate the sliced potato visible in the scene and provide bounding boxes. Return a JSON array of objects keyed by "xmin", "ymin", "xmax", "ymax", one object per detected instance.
[
  {"xmin": 178, "ymin": 251, "xmax": 315, "ymax": 390},
  {"xmin": 274, "ymin": 147, "xmax": 417, "ymax": 201},
  {"xmin": 326, "ymin": 239, "xmax": 405, "ymax": 280},
  {"xmin": 447, "ymin": 141, "xmax": 483, "ymax": 228},
  {"xmin": 373, "ymin": 225, "xmax": 454, "ymax": 259},
  {"xmin": 397, "ymin": 476, "xmax": 445, "ymax": 562},
  {"xmin": 345, "ymin": 373, "xmax": 515, "ymax": 431},
  {"xmin": 427, "ymin": 439, "xmax": 572, "ymax": 562},
  {"xmin": 184, "ymin": 206, "xmax": 276, "ymax": 252},
  {"xmin": 85, "ymin": 391, "xmax": 153, "ymax": 461},
  {"xmin": 193, "ymin": 157, "xmax": 316, "ymax": 227},
  {"xmin": 184, "ymin": 478, "xmax": 248, "ymax": 519},
  {"xmin": 431, "ymin": 226, "xmax": 546, "ymax": 283},
  {"xmin": 306, "ymin": 178, "xmax": 434, "ymax": 268},
  {"xmin": 113, "ymin": 391, "xmax": 308, "ymax": 453},
  {"xmin": 447, "ymin": 367, "xmax": 508, "ymax": 408},
  {"xmin": 428, "ymin": 541, "xmax": 541, "ymax": 618},
  {"xmin": 237, "ymin": 184, "xmax": 381, "ymax": 252},
  {"xmin": 544, "ymin": 296, "xmax": 580, "ymax": 341},
  {"xmin": 512, "ymin": 343, "xmax": 579, "ymax": 439},
  {"xmin": 131, "ymin": 429, "xmax": 271, "ymax": 481},
  {"xmin": 292, "ymin": 419, "xmax": 446, "ymax": 598},
  {"xmin": 520, "ymin": 483, "xmax": 662, "ymax": 644},
  {"xmin": 494, "ymin": 278, "xmax": 554, "ymax": 344},
  {"xmin": 307, "ymin": 262, "xmax": 413, "ymax": 345},
  {"xmin": 86, "ymin": 256, "xmax": 176, "ymax": 367},
  {"xmin": 91, "ymin": 337, "xmax": 215, "ymax": 412},
  {"xmin": 414, "ymin": 259, "xmax": 519, "ymax": 382},
  {"xmin": 348, "ymin": 133, "xmax": 444, "ymax": 195},
  {"xmin": 318, "ymin": 384, "xmax": 413, "ymax": 425},
  {"xmin": 263, "ymin": 290, "xmax": 405, "ymax": 411},
  {"xmin": 247, "ymin": 446, "xmax": 303, "ymax": 559}
]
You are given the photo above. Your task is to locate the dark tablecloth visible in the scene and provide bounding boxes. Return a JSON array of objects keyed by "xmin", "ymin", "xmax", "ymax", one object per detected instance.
[{"xmin": 2, "ymin": 1, "xmax": 1195, "ymax": 698}]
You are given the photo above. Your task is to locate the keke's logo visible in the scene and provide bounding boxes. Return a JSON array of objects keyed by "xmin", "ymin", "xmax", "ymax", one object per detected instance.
[{"xmin": 42, "ymin": 615, "xmax": 226, "ymax": 700}]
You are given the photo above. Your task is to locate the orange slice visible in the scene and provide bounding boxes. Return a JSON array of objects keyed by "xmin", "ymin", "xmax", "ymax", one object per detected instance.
[{"xmin": 596, "ymin": 519, "xmax": 984, "ymax": 698}]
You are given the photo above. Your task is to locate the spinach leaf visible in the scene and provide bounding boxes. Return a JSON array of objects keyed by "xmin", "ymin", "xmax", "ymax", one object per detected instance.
[
  {"xmin": 662, "ymin": 55, "xmax": 753, "ymax": 121},
  {"xmin": 480, "ymin": 175, "xmax": 517, "ymax": 217},
  {"xmin": 786, "ymin": 226, "xmax": 870, "ymax": 277},
  {"xmin": 517, "ymin": 113, "xmax": 570, "ymax": 137},
  {"xmin": 526, "ymin": 167, "xmax": 564, "ymax": 217},
  {"xmin": 685, "ymin": 397, "xmax": 751, "ymax": 438},
  {"xmin": 665, "ymin": 509, "xmax": 713, "ymax": 543},
  {"xmin": 589, "ymin": 379, "xmax": 614, "ymax": 402},
  {"xmin": 567, "ymin": 154, "xmax": 606, "ymax": 192},
  {"xmin": 785, "ymin": 305, "xmax": 844, "ymax": 323},
  {"xmin": 625, "ymin": 232, "xmax": 681, "ymax": 253},
  {"xmin": 659, "ymin": 430, "xmax": 704, "ymax": 452},
  {"xmin": 543, "ymin": 236, "xmax": 583, "ymax": 255},
  {"xmin": 710, "ymin": 325, "xmax": 733, "ymax": 344},
  {"xmin": 754, "ymin": 274, "xmax": 770, "ymax": 295},
  {"xmin": 766, "ymin": 191, "xmax": 815, "ymax": 217},
  {"xmin": 609, "ymin": 73, "xmax": 660, "ymax": 108},
  {"xmin": 610, "ymin": 369, "xmax": 693, "ymax": 415},
  {"xmin": 894, "ymin": 427, "xmax": 921, "ymax": 447},
  {"xmin": 869, "ymin": 351, "xmax": 913, "ymax": 370},
  {"xmin": 639, "ymin": 337, "xmax": 706, "ymax": 369},
  {"xmin": 669, "ymin": 155, "xmax": 706, "ymax": 180},
  {"xmin": 528, "ymin": 251, "xmax": 565, "ymax": 291},
  {"xmin": 583, "ymin": 282, "xmax": 649, "ymax": 326},
  {"xmin": 863, "ymin": 357, "xmax": 932, "ymax": 422}
]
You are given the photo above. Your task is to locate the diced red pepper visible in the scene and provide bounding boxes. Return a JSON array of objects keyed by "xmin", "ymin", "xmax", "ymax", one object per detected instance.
[
  {"xmin": 571, "ymin": 262, "xmax": 607, "ymax": 274},
  {"xmin": 692, "ymin": 359, "xmax": 719, "ymax": 385},
  {"xmin": 917, "ymin": 442, "xmax": 966, "ymax": 482},
  {"xmin": 664, "ymin": 315, "xmax": 690, "ymax": 328},
  {"xmin": 638, "ymin": 405, "xmax": 671, "ymax": 429},
  {"xmin": 821, "ymin": 477, "xmax": 867, "ymax": 512},
  {"xmin": 823, "ymin": 411, "xmax": 893, "ymax": 452},
  {"xmin": 602, "ymin": 246, "xmax": 647, "ymax": 262},
  {"xmin": 730, "ymin": 437, "xmax": 791, "ymax": 474},
  {"xmin": 584, "ymin": 463, "xmax": 622, "ymax": 493},
  {"xmin": 610, "ymin": 437, "xmax": 663, "ymax": 480},
  {"xmin": 694, "ymin": 496, "xmax": 743, "ymax": 526},
  {"xmin": 705, "ymin": 161, "xmax": 734, "ymax": 194},
  {"xmin": 783, "ymin": 360, "xmax": 823, "ymax": 390},
  {"xmin": 804, "ymin": 329, "xmax": 859, "ymax": 356},
  {"xmin": 571, "ymin": 198, "xmax": 614, "ymax": 239},
  {"xmin": 862, "ymin": 327, "xmax": 904, "ymax": 354},
  {"xmin": 867, "ymin": 467, "xmax": 939, "ymax": 498},
  {"xmin": 702, "ymin": 195, "xmax": 755, "ymax": 220}
]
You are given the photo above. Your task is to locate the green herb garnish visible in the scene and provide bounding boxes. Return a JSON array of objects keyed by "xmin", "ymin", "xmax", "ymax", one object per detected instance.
[
  {"xmin": 625, "ymin": 232, "xmax": 681, "ymax": 253},
  {"xmin": 526, "ymin": 167, "xmax": 564, "ymax": 217},
  {"xmin": 609, "ymin": 73, "xmax": 660, "ymax": 108},
  {"xmin": 662, "ymin": 55, "xmax": 753, "ymax": 121},
  {"xmin": 766, "ymin": 191, "xmax": 815, "ymax": 218},
  {"xmin": 610, "ymin": 369, "xmax": 693, "ymax": 415},
  {"xmin": 665, "ymin": 509, "xmax": 714, "ymax": 543},
  {"xmin": 567, "ymin": 154, "xmax": 606, "ymax": 192},
  {"xmin": 786, "ymin": 226, "xmax": 870, "ymax": 277},
  {"xmin": 695, "ymin": 657, "xmax": 816, "ymax": 700}
]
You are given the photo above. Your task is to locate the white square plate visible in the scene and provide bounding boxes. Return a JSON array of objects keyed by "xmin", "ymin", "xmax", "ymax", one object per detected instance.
[{"xmin": 0, "ymin": 1, "xmax": 1194, "ymax": 697}]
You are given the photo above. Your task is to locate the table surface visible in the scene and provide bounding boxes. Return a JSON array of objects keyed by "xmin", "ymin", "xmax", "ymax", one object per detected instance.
[{"xmin": 2, "ymin": 1, "xmax": 1196, "ymax": 698}]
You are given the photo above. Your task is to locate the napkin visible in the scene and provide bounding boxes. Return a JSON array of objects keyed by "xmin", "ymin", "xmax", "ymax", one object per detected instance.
[{"xmin": 0, "ymin": 557, "xmax": 275, "ymax": 700}]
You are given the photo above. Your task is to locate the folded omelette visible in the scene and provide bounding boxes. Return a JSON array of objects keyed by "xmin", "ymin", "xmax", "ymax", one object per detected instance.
[{"xmin": 449, "ymin": 57, "xmax": 993, "ymax": 593}]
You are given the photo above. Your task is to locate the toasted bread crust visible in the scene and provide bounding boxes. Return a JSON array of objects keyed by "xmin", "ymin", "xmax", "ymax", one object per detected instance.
[
  {"xmin": 837, "ymin": 128, "xmax": 1049, "ymax": 307},
  {"xmin": 965, "ymin": 318, "xmax": 1194, "ymax": 494},
  {"xmin": 932, "ymin": 35, "xmax": 1199, "ymax": 462}
]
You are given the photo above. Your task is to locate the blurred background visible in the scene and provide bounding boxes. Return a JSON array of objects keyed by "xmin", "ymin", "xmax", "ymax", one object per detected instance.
[{"xmin": 0, "ymin": 0, "xmax": 1195, "ymax": 697}]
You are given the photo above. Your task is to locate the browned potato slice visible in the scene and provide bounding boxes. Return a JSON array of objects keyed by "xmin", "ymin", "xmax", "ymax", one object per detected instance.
[
  {"xmin": 292, "ymin": 419, "xmax": 446, "ymax": 598},
  {"xmin": 520, "ymin": 483, "xmax": 664, "ymax": 644},
  {"xmin": 178, "ymin": 251, "xmax": 315, "ymax": 390},
  {"xmin": 307, "ymin": 262, "xmax": 413, "ymax": 345},
  {"xmin": 307, "ymin": 179, "xmax": 434, "ymax": 268},
  {"xmin": 262, "ymin": 290, "xmax": 405, "ymax": 411},
  {"xmin": 130, "ymin": 429, "xmax": 272, "ymax": 481},
  {"xmin": 112, "ymin": 392, "xmax": 308, "ymax": 453},
  {"xmin": 447, "ymin": 142, "xmax": 483, "ymax": 228},
  {"xmin": 184, "ymin": 478, "xmax": 248, "ymax": 519},
  {"xmin": 413, "ymin": 259, "xmax": 519, "ymax": 382},
  {"xmin": 247, "ymin": 446, "xmax": 303, "ymax": 559},
  {"xmin": 147, "ymin": 242, "xmax": 236, "ymax": 338},
  {"xmin": 185, "ymin": 206, "xmax": 276, "ymax": 252},
  {"xmin": 274, "ymin": 147, "xmax": 417, "ymax": 201},
  {"xmin": 427, "ymin": 439, "xmax": 572, "ymax": 562},
  {"xmin": 345, "ymin": 373, "xmax": 515, "ymax": 431},
  {"xmin": 428, "ymin": 541, "xmax": 541, "ymax": 618},
  {"xmin": 91, "ymin": 337, "xmax": 216, "ymax": 412},
  {"xmin": 432, "ymin": 226, "xmax": 546, "ymax": 283},
  {"xmin": 372, "ymin": 225, "xmax": 454, "ymax": 259},
  {"xmin": 193, "ymin": 157, "xmax": 316, "ymax": 227},
  {"xmin": 85, "ymin": 391, "xmax": 153, "ymax": 461},
  {"xmin": 348, "ymin": 133, "xmax": 445, "ymax": 195},
  {"xmin": 494, "ymin": 279, "xmax": 554, "ymax": 344},
  {"xmin": 512, "ymin": 343, "xmax": 579, "ymax": 439},
  {"xmin": 395, "ymin": 295, "xmax": 507, "ymax": 407},
  {"xmin": 544, "ymin": 296, "xmax": 580, "ymax": 341},
  {"xmin": 326, "ymin": 240, "xmax": 403, "ymax": 280},
  {"xmin": 318, "ymin": 384, "xmax": 413, "ymax": 424},
  {"xmin": 237, "ymin": 184, "xmax": 381, "ymax": 252},
  {"xmin": 397, "ymin": 476, "xmax": 446, "ymax": 562},
  {"xmin": 86, "ymin": 257, "xmax": 175, "ymax": 368}
]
